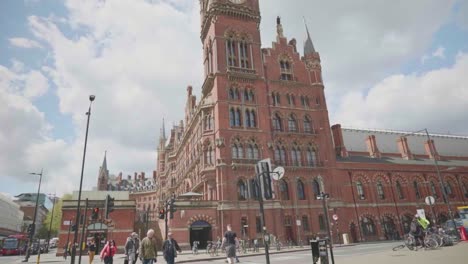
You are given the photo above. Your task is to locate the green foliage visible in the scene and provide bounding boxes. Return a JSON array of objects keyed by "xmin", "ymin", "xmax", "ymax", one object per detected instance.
[{"xmin": 37, "ymin": 193, "xmax": 72, "ymax": 239}]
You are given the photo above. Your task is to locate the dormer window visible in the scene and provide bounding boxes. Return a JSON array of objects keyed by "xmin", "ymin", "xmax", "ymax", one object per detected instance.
[{"xmin": 280, "ymin": 60, "xmax": 293, "ymax": 81}]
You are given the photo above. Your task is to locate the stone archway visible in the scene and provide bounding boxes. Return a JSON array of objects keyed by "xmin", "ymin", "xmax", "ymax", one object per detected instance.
[{"xmin": 189, "ymin": 221, "xmax": 212, "ymax": 250}]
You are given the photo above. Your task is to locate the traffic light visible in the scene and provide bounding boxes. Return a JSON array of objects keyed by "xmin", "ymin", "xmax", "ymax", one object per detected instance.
[
  {"xmin": 71, "ymin": 224, "xmax": 77, "ymax": 232},
  {"xmin": 92, "ymin": 207, "xmax": 100, "ymax": 220},
  {"xmin": 105, "ymin": 195, "xmax": 115, "ymax": 219},
  {"xmin": 27, "ymin": 223, "xmax": 35, "ymax": 236},
  {"xmin": 169, "ymin": 198, "xmax": 176, "ymax": 219},
  {"xmin": 256, "ymin": 160, "xmax": 273, "ymax": 200},
  {"xmin": 158, "ymin": 209, "xmax": 165, "ymax": 219}
]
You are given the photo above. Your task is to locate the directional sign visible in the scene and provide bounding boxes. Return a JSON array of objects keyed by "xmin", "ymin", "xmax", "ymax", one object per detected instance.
[{"xmin": 425, "ymin": 196, "xmax": 435, "ymax": 206}]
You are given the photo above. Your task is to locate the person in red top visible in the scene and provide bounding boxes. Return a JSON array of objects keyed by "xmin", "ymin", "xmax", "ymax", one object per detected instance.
[{"xmin": 100, "ymin": 240, "xmax": 117, "ymax": 264}]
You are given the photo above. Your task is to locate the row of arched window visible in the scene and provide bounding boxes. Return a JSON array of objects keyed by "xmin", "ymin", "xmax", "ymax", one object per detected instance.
[
  {"xmin": 237, "ymin": 178, "xmax": 323, "ymax": 201},
  {"xmin": 228, "ymin": 87, "xmax": 255, "ymax": 102},
  {"xmin": 272, "ymin": 93, "xmax": 320, "ymax": 108},
  {"xmin": 232, "ymin": 143, "xmax": 260, "ymax": 160},
  {"xmin": 273, "ymin": 113, "xmax": 315, "ymax": 134},
  {"xmin": 229, "ymin": 108, "xmax": 257, "ymax": 128},
  {"xmin": 274, "ymin": 144, "xmax": 319, "ymax": 167},
  {"xmin": 355, "ymin": 179, "xmax": 468, "ymax": 201}
]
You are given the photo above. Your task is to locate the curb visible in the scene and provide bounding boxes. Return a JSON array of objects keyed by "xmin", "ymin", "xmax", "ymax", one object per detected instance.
[{"xmin": 176, "ymin": 248, "xmax": 310, "ymax": 263}]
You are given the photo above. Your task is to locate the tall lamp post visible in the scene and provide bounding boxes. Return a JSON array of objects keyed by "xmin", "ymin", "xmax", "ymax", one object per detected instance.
[
  {"xmin": 317, "ymin": 192, "xmax": 335, "ymax": 264},
  {"xmin": 46, "ymin": 193, "xmax": 58, "ymax": 253},
  {"xmin": 402, "ymin": 128, "xmax": 457, "ymax": 229},
  {"xmin": 23, "ymin": 169, "xmax": 43, "ymax": 262},
  {"xmin": 71, "ymin": 95, "xmax": 95, "ymax": 264}
]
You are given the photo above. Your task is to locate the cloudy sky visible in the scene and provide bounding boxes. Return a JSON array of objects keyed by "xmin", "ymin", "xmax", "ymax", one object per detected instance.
[{"xmin": 1, "ymin": 0, "xmax": 468, "ymax": 199}]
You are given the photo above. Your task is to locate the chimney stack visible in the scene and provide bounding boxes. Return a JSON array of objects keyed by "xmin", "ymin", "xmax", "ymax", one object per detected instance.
[
  {"xmin": 134, "ymin": 172, "xmax": 137, "ymax": 181},
  {"xmin": 397, "ymin": 136, "xmax": 414, "ymax": 160},
  {"xmin": 424, "ymin": 139, "xmax": 440, "ymax": 160},
  {"xmin": 365, "ymin": 135, "xmax": 381, "ymax": 158},
  {"xmin": 331, "ymin": 124, "xmax": 348, "ymax": 157},
  {"xmin": 141, "ymin": 172, "xmax": 146, "ymax": 180}
]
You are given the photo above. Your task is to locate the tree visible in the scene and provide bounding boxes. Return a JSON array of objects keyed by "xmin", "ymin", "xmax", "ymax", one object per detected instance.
[{"xmin": 35, "ymin": 193, "xmax": 72, "ymax": 239}]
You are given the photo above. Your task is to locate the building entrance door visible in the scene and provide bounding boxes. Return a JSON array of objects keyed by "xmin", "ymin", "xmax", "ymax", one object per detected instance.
[{"xmin": 190, "ymin": 221, "xmax": 212, "ymax": 249}]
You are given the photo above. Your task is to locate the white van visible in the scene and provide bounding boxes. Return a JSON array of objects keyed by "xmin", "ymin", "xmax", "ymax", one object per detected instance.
[{"xmin": 49, "ymin": 238, "xmax": 59, "ymax": 248}]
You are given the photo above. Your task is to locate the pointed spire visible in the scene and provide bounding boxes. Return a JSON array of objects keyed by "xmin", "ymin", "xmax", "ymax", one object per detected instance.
[
  {"xmin": 303, "ymin": 17, "xmax": 316, "ymax": 55},
  {"xmin": 160, "ymin": 118, "xmax": 166, "ymax": 140},
  {"xmin": 101, "ymin": 151, "xmax": 107, "ymax": 171}
]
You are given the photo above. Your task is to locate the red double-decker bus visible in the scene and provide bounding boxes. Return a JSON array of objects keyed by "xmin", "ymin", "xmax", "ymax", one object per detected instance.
[{"xmin": 2, "ymin": 234, "xmax": 28, "ymax": 256}]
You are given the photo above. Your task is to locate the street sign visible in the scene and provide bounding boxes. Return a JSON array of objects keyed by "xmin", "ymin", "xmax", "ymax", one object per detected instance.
[
  {"xmin": 63, "ymin": 221, "xmax": 71, "ymax": 226},
  {"xmin": 417, "ymin": 209, "xmax": 426, "ymax": 219},
  {"xmin": 425, "ymin": 196, "xmax": 435, "ymax": 205},
  {"xmin": 296, "ymin": 220, "xmax": 301, "ymax": 226},
  {"xmin": 272, "ymin": 166, "xmax": 285, "ymax": 180},
  {"xmin": 332, "ymin": 214, "xmax": 338, "ymax": 221}
]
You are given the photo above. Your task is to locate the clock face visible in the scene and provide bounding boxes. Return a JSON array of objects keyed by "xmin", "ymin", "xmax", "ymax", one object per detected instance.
[{"xmin": 229, "ymin": 0, "xmax": 246, "ymax": 4}]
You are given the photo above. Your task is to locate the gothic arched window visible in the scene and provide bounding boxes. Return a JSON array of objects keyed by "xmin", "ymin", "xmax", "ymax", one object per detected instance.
[
  {"xmin": 291, "ymin": 144, "xmax": 301, "ymax": 166},
  {"xmin": 413, "ymin": 181, "xmax": 421, "ymax": 199},
  {"xmin": 239, "ymin": 38, "xmax": 249, "ymax": 68},
  {"xmin": 288, "ymin": 115, "xmax": 297, "ymax": 132},
  {"xmin": 280, "ymin": 60, "xmax": 292, "ymax": 81},
  {"xmin": 229, "ymin": 108, "xmax": 235, "ymax": 127},
  {"xmin": 396, "ymin": 180, "xmax": 404, "ymax": 199},
  {"xmin": 227, "ymin": 36, "xmax": 237, "ymax": 67},
  {"xmin": 303, "ymin": 116, "xmax": 312, "ymax": 133},
  {"xmin": 361, "ymin": 217, "xmax": 376, "ymax": 236},
  {"xmin": 356, "ymin": 181, "xmax": 365, "ymax": 199},
  {"xmin": 235, "ymin": 108, "xmax": 242, "ymax": 126},
  {"xmin": 312, "ymin": 179, "xmax": 321, "ymax": 199},
  {"xmin": 376, "ymin": 181, "xmax": 385, "ymax": 200},
  {"xmin": 430, "ymin": 181, "xmax": 438, "ymax": 199},
  {"xmin": 238, "ymin": 180, "xmax": 247, "ymax": 201},
  {"xmin": 273, "ymin": 113, "xmax": 282, "ymax": 131},
  {"xmin": 306, "ymin": 146, "xmax": 318, "ymax": 167},
  {"xmin": 279, "ymin": 180, "xmax": 289, "ymax": 200},
  {"xmin": 272, "ymin": 92, "xmax": 280, "ymax": 106},
  {"xmin": 297, "ymin": 179, "xmax": 306, "ymax": 200}
]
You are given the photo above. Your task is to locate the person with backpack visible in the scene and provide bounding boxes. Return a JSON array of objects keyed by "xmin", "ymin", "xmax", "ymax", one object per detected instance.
[
  {"xmin": 221, "ymin": 224, "xmax": 239, "ymax": 264},
  {"xmin": 162, "ymin": 232, "xmax": 182, "ymax": 264}
]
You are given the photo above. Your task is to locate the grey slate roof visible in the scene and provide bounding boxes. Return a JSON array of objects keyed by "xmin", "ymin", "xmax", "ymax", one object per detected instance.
[
  {"xmin": 341, "ymin": 127, "xmax": 468, "ymax": 157},
  {"xmin": 337, "ymin": 155, "xmax": 468, "ymax": 167}
]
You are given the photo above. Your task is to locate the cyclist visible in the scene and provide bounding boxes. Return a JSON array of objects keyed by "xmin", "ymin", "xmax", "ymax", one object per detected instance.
[{"xmin": 410, "ymin": 215, "xmax": 424, "ymax": 247}]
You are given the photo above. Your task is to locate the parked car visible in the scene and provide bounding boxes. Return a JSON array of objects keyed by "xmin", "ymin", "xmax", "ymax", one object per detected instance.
[{"xmin": 442, "ymin": 219, "xmax": 464, "ymax": 235}]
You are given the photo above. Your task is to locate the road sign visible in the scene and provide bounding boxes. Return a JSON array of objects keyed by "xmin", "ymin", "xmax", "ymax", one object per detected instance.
[
  {"xmin": 296, "ymin": 220, "xmax": 301, "ymax": 226},
  {"xmin": 425, "ymin": 196, "xmax": 435, "ymax": 205},
  {"xmin": 417, "ymin": 209, "xmax": 426, "ymax": 219},
  {"xmin": 272, "ymin": 166, "xmax": 285, "ymax": 180},
  {"xmin": 332, "ymin": 214, "xmax": 338, "ymax": 221},
  {"xmin": 63, "ymin": 221, "xmax": 71, "ymax": 226}
]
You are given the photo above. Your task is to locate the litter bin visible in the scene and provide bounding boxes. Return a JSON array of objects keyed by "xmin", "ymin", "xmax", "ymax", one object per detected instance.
[
  {"xmin": 342, "ymin": 233, "xmax": 350, "ymax": 245},
  {"xmin": 310, "ymin": 239, "xmax": 329, "ymax": 264}
]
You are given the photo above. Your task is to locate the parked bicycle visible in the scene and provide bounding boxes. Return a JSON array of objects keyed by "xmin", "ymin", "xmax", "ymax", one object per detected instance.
[{"xmin": 192, "ymin": 241, "xmax": 200, "ymax": 255}]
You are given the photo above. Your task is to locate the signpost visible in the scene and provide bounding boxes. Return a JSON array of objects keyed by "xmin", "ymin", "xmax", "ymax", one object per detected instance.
[
  {"xmin": 425, "ymin": 196, "xmax": 436, "ymax": 224},
  {"xmin": 254, "ymin": 159, "xmax": 284, "ymax": 264}
]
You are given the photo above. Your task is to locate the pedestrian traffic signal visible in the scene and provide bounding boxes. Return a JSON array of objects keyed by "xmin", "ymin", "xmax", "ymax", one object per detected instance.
[
  {"xmin": 158, "ymin": 209, "xmax": 165, "ymax": 219},
  {"xmin": 92, "ymin": 207, "xmax": 100, "ymax": 220},
  {"xmin": 27, "ymin": 223, "xmax": 35, "ymax": 235},
  {"xmin": 105, "ymin": 195, "xmax": 115, "ymax": 219}
]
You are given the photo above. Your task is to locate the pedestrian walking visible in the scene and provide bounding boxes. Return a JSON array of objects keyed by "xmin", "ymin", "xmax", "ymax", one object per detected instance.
[
  {"xmin": 162, "ymin": 232, "xmax": 182, "ymax": 264},
  {"xmin": 100, "ymin": 240, "xmax": 117, "ymax": 264},
  {"xmin": 124, "ymin": 232, "xmax": 138, "ymax": 264},
  {"xmin": 221, "ymin": 224, "xmax": 238, "ymax": 264},
  {"xmin": 88, "ymin": 239, "xmax": 96, "ymax": 263},
  {"xmin": 139, "ymin": 229, "xmax": 158, "ymax": 264}
]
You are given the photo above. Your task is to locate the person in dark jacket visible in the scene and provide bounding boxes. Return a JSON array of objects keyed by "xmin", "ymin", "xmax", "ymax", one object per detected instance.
[{"xmin": 162, "ymin": 232, "xmax": 182, "ymax": 264}]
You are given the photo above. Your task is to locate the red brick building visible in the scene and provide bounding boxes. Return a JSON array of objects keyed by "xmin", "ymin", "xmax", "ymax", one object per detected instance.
[
  {"xmin": 152, "ymin": 0, "xmax": 468, "ymax": 248},
  {"xmin": 57, "ymin": 191, "xmax": 136, "ymax": 256}
]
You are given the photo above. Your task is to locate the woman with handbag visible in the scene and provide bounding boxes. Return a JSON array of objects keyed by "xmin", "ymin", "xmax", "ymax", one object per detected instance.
[{"xmin": 100, "ymin": 240, "xmax": 116, "ymax": 264}]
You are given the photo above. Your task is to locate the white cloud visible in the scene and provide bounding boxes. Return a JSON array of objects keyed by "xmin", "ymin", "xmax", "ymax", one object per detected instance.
[
  {"xmin": 9, "ymin": 37, "xmax": 43, "ymax": 49},
  {"xmin": 421, "ymin": 46, "xmax": 446, "ymax": 63},
  {"xmin": 334, "ymin": 52, "xmax": 468, "ymax": 134}
]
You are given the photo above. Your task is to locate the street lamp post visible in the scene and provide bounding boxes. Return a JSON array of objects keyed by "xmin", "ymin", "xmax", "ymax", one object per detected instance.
[
  {"xmin": 46, "ymin": 193, "xmax": 58, "ymax": 253},
  {"xmin": 317, "ymin": 192, "xmax": 335, "ymax": 264},
  {"xmin": 401, "ymin": 128, "xmax": 457, "ymax": 229},
  {"xmin": 71, "ymin": 95, "xmax": 95, "ymax": 264},
  {"xmin": 23, "ymin": 169, "xmax": 43, "ymax": 262}
]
